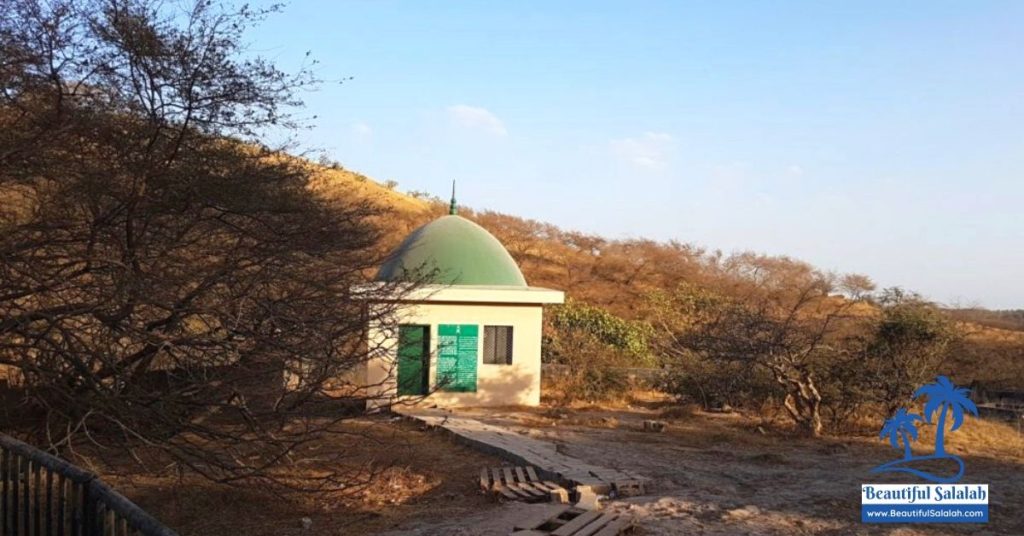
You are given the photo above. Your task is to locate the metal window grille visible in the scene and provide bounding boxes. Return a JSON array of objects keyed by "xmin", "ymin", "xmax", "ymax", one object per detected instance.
[{"xmin": 483, "ymin": 326, "xmax": 513, "ymax": 365}]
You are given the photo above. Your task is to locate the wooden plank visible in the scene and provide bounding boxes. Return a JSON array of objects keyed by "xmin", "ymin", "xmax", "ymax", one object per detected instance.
[
  {"xmin": 573, "ymin": 514, "xmax": 617, "ymax": 536},
  {"xmin": 551, "ymin": 507, "xmax": 586, "ymax": 525},
  {"xmin": 503, "ymin": 467, "xmax": 516, "ymax": 487},
  {"xmin": 504, "ymin": 482, "xmax": 534, "ymax": 498},
  {"xmin": 592, "ymin": 516, "xmax": 632, "ymax": 536},
  {"xmin": 613, "ymin": 480, "xmax": 645, "ymax": 497},
  {"xmin": 549, "ymin": 487, "xmax": 570, "ymax": 504},
  {"xmin": 528, "ymin": 480, "xmax": 555, "ymax": 492},
  {"xmin": 493, "ymin": 486, "xmax": 519, "ymax": 500},
  {"xmin": 491, "ymin": 468, "xmax": 502, "ymax": 487},
  {"xmin": 480, "ymin": 468, "xmax": 490, "ymax": 491},
  {"xmin": 514, "ymin": 466, "xmax": 528, "ymax": 483},
  {"xmin": 516, "ymin": 483, "xmax": 548, "ymax": 498},
  {"xmin": 503, "ymin": 481, "xmax": 526, "ymax": 496},
  {"xmin": 552, "ymin": 510, "xmax": 604, "ymax": 536},
  {"xmin": 512, "ymin": 504, "xmax": 572, "ymax": 530},
  {"xmin": 512, "ymin": 481, "xmax": 542, "ymax": 494},
  {"xmin": 525, "ymin": 466, "xmax": 540, "ymax": 482},
  {"xmin": 507, "ymin": 482, "xmax": 544, "ymax": 499}
]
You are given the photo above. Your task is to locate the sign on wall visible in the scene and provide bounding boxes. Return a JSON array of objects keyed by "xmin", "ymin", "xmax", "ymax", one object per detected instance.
[{"xmin": 437, "ymin": 324, "xmax": 478, "ymax": 392}]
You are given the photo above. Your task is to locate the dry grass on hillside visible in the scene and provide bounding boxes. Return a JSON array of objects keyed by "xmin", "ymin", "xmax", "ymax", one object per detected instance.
[
  {"xmin": 303, "ymin": 160, "xmax": 1024, "ymax": 386},
  {"xmin": 921, "ymin": 416, "xmax": 1024, "ymax": 461},
  {"xmin": 306, "ymin": 163, "xmax": 430, "ymax": 217}
]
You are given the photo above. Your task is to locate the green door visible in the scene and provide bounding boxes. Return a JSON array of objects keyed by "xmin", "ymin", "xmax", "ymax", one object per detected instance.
[
  {"xmin": 437, "ymin": 324, "xmax": 478, "ymax": 392},
  {"xmin": 397, "ymin": 325, "xmax": 429, "ymax": 396}
]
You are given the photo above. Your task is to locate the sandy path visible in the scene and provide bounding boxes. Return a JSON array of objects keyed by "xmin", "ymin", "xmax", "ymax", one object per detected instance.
[{"xmin": 441, "ymin": 407, "xmax": 1022, "ymax": 536}]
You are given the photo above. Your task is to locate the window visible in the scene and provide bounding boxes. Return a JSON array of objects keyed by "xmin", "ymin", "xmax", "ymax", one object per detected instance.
[{"xmin": 483, "ymin": 325, "xmax": 513, "ymax": 365}]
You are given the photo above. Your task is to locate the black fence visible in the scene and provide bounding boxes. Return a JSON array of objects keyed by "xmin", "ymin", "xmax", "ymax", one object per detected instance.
[
  {"xmin": 0, "ymin": 434, "xmax": 177, "ymax": 536},
  {"xmin": 972, "ymin": 384, "xmax": 1024, "ymax": 409}
]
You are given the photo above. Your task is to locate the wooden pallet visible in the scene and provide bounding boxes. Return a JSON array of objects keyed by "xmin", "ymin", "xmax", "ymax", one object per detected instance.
[
  {"xmin": 612, "ymin": 479, "xmax": 645, "ymax": 498},
  {"xmin": 479, "ymin": 466, "xmax": 569, "ymax": 503},
  {"xmin": 511, "ymin": 504, "xmax": 633, "ymax": 536}
]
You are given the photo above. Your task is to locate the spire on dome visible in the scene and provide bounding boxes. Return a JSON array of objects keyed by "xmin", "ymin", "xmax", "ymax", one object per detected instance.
[{"xmin": 449, "ymin": 180, "xmax": 458, "ymax": 215}]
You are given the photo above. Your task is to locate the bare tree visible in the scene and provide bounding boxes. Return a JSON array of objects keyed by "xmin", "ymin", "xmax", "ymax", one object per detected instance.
[
  {"xmin": 1, "ymin": 0, "xmax": 407, "ymax": 490},
  {"xmin": 655, "ymin": 258, "xmax": 863, "ymax": 436}
]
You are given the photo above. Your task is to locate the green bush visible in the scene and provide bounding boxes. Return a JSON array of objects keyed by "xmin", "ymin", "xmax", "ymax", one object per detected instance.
[
  {"xmin": 660, "ymin": 350, "xmax": 778, "ymax": 410},
  {"xmin": 547, "ymin": 300, "xmax": 653, "ymax": 363},
  {"xmin": 542, "ymin": 300, "xmax": 651, "ymax": 404}
]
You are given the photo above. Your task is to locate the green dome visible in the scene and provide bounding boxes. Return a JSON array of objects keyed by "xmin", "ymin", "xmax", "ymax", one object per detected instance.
[{"xmin": 377, "ymin": 215, "xmax": 527, "ymax": 286}]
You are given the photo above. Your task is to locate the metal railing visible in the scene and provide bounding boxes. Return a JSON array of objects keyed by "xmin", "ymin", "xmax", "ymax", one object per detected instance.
[{"xmin": 0, "ymin": 434, "xmax": 177, "ymax": 536}]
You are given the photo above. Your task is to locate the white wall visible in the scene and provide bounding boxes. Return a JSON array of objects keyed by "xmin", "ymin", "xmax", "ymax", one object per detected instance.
[{"xmin": 367, "ymin": 301, "xmax": 544, "ymax": 408}]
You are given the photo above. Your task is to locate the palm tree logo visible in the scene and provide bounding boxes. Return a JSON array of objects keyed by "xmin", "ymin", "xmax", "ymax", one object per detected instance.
[
  {"xmin": 872, "ymin": 376, "xmax": 979, "ymax": 483},
  {"xmin": 917, "ymin": 375, "xmax": 978, "ymax": 458},
  {"xmin": 879, "ymin": 408, "xmax": 923, "ymax": 461}
]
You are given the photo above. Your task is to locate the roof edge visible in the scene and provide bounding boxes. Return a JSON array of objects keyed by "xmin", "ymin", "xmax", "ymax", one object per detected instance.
[{"xmin": 353, "ymin": 283, "xmax": 564, "ymax": 305}]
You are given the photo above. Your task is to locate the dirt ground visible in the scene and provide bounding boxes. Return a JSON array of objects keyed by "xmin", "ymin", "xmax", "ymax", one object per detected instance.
[
  {"xmin": 491, "ymin": 405, "xmax": 1021, "ymax": 535},
  {"xmin": 384, "ymin": 400, "xmax": 1024, "ymax": 536},
  {"xmin": 106, "ymin": 418, "xmax": 507, "ymax": 535},
  {"xmin": 105, "ymin": 402, "xmax": 1023, "ymax": 535}
]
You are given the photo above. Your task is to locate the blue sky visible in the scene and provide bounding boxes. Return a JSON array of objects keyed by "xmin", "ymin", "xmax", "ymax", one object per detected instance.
[{"xmin": 250, "ymin": 1, "xmax": 1023, "ymax": 308}]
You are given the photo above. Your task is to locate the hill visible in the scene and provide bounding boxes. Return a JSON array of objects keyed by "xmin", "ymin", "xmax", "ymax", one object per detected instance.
[
  {"xmin": 309, "ymin": 160, "xmax": 1024, "ymax": 389},
  {"xmin": 948, "ymin": 307, "xmax": 1024, "ymax": 332}
]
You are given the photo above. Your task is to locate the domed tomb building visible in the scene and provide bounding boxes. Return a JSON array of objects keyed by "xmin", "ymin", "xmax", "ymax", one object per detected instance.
[{"xmin": 364, "ymin": 195, "xmax": 563, "ymax": 407}]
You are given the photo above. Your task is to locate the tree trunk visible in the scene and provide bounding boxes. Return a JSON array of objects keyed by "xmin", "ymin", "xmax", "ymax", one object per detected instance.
[
  {"xmin": 783, "ymin": 390, "xmax": 823, "ymax": 436},
  {"xmin": 781, "ymin": 372, "xmax": 823, "ymax": 437}
]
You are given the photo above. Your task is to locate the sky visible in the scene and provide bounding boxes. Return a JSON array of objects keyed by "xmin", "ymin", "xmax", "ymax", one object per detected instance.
[{"xmin": 248, "ymin": 1, "xmax": 1024, "ymax": 309}]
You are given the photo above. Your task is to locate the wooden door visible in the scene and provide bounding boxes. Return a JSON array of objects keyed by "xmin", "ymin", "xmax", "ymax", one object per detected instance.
[{"xmin": 397, "ymin": 325, "xmax": 430, "ymax": 396}]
